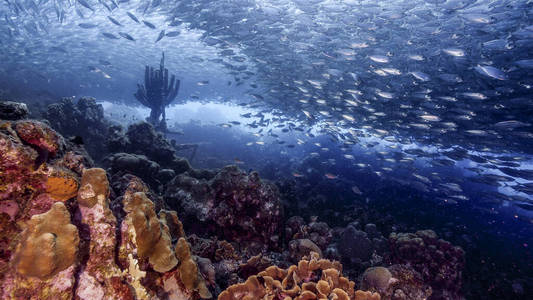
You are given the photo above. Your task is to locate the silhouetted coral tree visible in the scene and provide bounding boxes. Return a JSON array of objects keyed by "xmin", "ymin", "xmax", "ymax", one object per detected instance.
[{"xmin": 134, "ymin": 52, "xmax": 180, "ymax": 131}]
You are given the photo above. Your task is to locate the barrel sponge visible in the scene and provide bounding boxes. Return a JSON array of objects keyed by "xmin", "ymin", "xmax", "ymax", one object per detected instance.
[
  {"xmin": 77, "ymin": 168, "xmax": 109, "ymax": 207},
  {"xmin": 175, "ymin": 237, "xmax": 212, "ymax": 299},
  {"xmin": 124, "ymin": 192, "xmax": 177, "ymax": 273},
  {"xmin": 13, "ymin": 202, "xmax": 79, "ymax": 279}
]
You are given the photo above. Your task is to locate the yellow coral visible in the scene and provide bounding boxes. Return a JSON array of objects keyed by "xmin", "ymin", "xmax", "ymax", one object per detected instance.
[{"xmin": 12, "ymin": 202, "xmax": 79, "ymax": 279}]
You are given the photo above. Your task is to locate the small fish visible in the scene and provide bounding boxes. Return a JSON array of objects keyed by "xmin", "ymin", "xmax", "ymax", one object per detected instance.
[
  {"xmin": 255, "ymin": 141, "xmax": 265, "ymax": 145},
  {"xmin": 77, "ymin": 0, "xmax": 94, "ymax": 11},
  {"xmin": 234, "ymin": 158, "xmax": 244, "ymax": 164},
  {"xmin": 443, "ymin": 48, "xmax": 465, "ymax": 57},
  {"xmin": 324, "ymin": 173, "xmax": 338, "ymax": 179},
  {"xmin": 126, "ymin": 12, "xmax": 140, "ymax": 23},
  {"xmin": 102, "ymin": 32, "xmax": 120, "ymax": 39},
  {"xmin": 410, "ymin": 71, "xmax": 430, "ymax": 81},
  {"xmin": 462, "ymin": 92, "xmax": 487, "ymax": 100},
  {"xmin": 474, "ymin": 65, "xmax": 507, "ymax": 80},
  {"xmin": 166, "ymin": 31, "xmax": 181, "ymax": 37},
  {"xmin": 155, "ymin": 30, "xmax": 165, "ymax": 43},
  {"xmin": 78, "ymin": 23, "xmax": 98, "ymax": 29},
  {"xmin": 292, "ymin": 172, "xmax": 304, "ymax": 178},
  {"xmin": 143, "ymin": 20, "xmax": 156, "ymax": 29},
  {"xmin": 118, "ymin": 32, "xmax": 135, "ymax": 41},
  {"xmin": 197, "ymin": 80, "xmax": 209, "ymax": 86},
  {"xmin": 107, "ymin": 16, "xmax": 122, "ymax": 26},
  {"xmin": 351, "ymin": 186, "xmax": 362, "ymax": 195},
  {"xmin": 342, "ymin": 114, "xmax": 355, "ymax": 122},
  {"xmin": 369, "ymin": 55, "xmax": 389, "ymax": 63}
]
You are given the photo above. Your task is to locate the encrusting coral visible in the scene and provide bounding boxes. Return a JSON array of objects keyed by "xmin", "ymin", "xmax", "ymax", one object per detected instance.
[{"xmin": 218, "ymin": 252, "xmax": 381, "ymax": 300}]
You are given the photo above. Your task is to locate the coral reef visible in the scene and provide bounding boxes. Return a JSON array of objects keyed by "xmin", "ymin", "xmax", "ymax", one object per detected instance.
[
  {"xmin": 0, "ymin": 117, "xmax": 211, "ymax": 299},
  {"xmin": 165, "ymin": 165, "xmax": 282, "ymax": 251},
  {"xmin": 0, "ymin": 113, "xmax": 469, "ymax": 299},
  {"xmin": 388, "ymin": 230, "xmax": 465, "ymax": 299},
  {"xmin": 175, "ymin": 237, "xmax": 212, "ymax": 299}
]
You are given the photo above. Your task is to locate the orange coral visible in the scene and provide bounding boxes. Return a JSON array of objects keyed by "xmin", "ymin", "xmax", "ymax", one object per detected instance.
[
  {"xmin": 218, "ymin": 252, "xmax": 373, "ymax": 300},
  {"xmin": 45, "ymin": 168, "xmax": 79, "ymax": 201}
]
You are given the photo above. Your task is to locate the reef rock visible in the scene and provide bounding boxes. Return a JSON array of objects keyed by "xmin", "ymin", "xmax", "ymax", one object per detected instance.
[
  {"xmin": 44, "ymin": 97, "xmax": 109, "ymax": 160},
  {"xmin": 338, "ymin": 224, "xmax": 387, "ymax": 269},
  {"xmin": 286, "ymin": 215, "xmax": 333, "ymax": 251},
  {"xmin": 106, "ymin": 121, "xmax": 191, "ymax": 175},
  {"xmin": 0, "ymin": 101, "xmax": 28, "ymax": 120},
  {"xmin": 165, "ymin": 165, "xmax": 282, "ymax": 250},
  {"xmin": 104, "ymin": 152, "xmax": 161, "ymax": 187}
]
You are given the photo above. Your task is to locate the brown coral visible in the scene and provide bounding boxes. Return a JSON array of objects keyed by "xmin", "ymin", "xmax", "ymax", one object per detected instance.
[
  {"xmin": 123, "ymin": 192, "xmax": 178, "ymax": 273},
  {"xmin": 159, "ymin": 209, "xmax": 186, "ymax": 242},
  {"xmin": 77, "ymin": 167, "xmax": 109, "ymax": 207},
  {"xmin": 176, "ymin": 237, "xmax": 212, "ymax": 299},
  {"xmin": 218, "ymin": 252, "xmax": 369, "ymax": 300},
  {"xmin": 355, "ymin": 290, "xmax": 381, "ymax": 300},
  {"xmin": 12, "ymin": 202, "xmax": 79, "ymax": 279}
]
